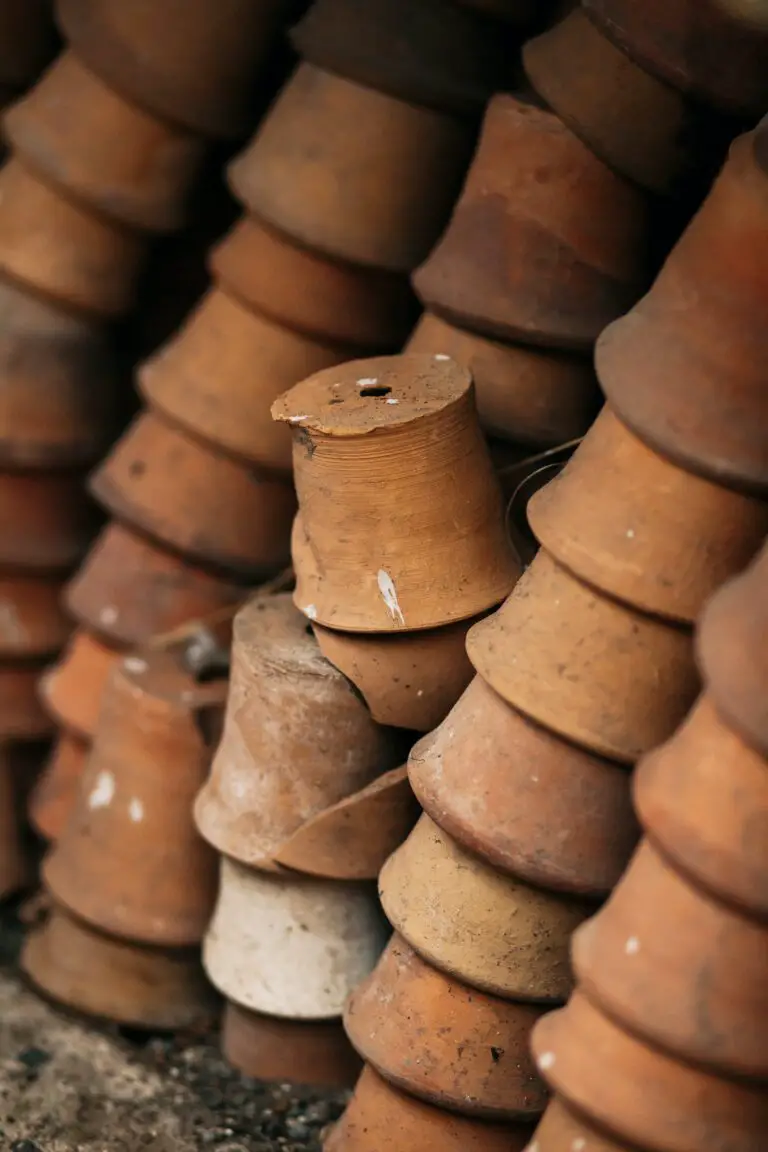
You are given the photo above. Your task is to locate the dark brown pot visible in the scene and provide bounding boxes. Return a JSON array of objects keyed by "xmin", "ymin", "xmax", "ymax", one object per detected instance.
[
  {"xmin": 0, "ymin": 660, "xmax": 53, "ymax": 739},
  {"xmin": 0, "ymin": 467, "xmax": 97, "ymax": 572}
]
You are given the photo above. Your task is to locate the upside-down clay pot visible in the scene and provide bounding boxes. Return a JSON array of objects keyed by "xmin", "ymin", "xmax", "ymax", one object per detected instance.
[
  {"xmin": 0, "ymin": 747, "xmax": 28, "ymax": 898},
  {"xmin": 467, "ymin": 550, "xmax": 699, "ymax": 764},
  {"xmin": 413, "ymin": 93, "xmax": 650, "ymax": 351},
  {"xmin": 222, "ymin": 1001, "xmax": 362, "ymax": 1088},
  {"xmin": 0, "ymin": 467, "xmax": 97, "ymax": 571},
  {"xmin": 274, "ymin": 355, "xmax": 519, "ymax": 631},
  {"xmin": 0, "ymin": 660, "xmax": 52, "ymax": 739},
  {"xmin": 28, "ymin": 731, "xmax": 90, "ymax": 844},
  {"xmin": 0, "ymin": 0, "xmax": 57, "ymax": 87},
  {"xmin": 379, "ymin": 815, "xmax": 592, "ymax": 1002},
  {"xmin": 0, "ymin": 573, "xmax": 71, "ymax": 658},
  {"xmin": 228, "ymin": 63, "xmax": 477, "ymax": 273},
  {"xmin": 533, "ymin": 1097, "xmax": 647, "ymax": 1151},
  {"xmin": 409, "ymin": 676, "xmax": 638, "ymax": 897},
  {"xmin": 89, "ymin": 410, "xmax": 296, "ymax": 578},
  {"xmin": 39, "ymin": 628, "xmax": 122, "ymax": 740},
  {"xmin": 528, "ymin": 407, "xmax": 768, "ymax": 623}
]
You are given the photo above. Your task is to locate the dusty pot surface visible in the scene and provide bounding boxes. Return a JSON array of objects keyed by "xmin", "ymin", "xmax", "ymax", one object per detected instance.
[
  {"xmin": 0, "ymin": 0, "xmax": 56, "ymax": 87},
  {"xmin": 0, "ymin": 748, "xmax": 28, "ymax": 898},
  {"xmin": 0, "ymin": 466, "xmax": 97, "ymax": 571},
  {"xmin": 533, "ymin": 1097, "xmax": 645, "ymax": 1151},
  {"xmin": 28, "ymin": 731, "xmax": 90, "ymax": 844},
  {"xmin": 0, "ymin": 659, "xmax": 52, "ymax": 739},
  {"xmin": 344, "ymin": 934, "xmax": 547, "ymax": 1119},
  {"xmin": 228, "ymin": 63, "xmax": 477, "ymax": 273},
  {"xmin": 409, "ymin": 675, "xmax": 638, "ymax": 897},
  {"xmin": 379, "ymin": 815, "xmax": 592, "ymax": 1002},
  {"xmin": 39, "ymin": 627, "xmax": 123, "ymax": 740},
  {"xmin": 413, "ymin": 92, "xmax": 650, "ymax": 351},
  {"xmin": 203, "ymin": 856, "xmax": 389, "ymax": 1019},
  {"xmin": 274, "ymin": 354, "xmax": 519, "ymax": 631},
  {"xmin": 467, "ymin": 549, "xmax": 699, "ymax": 764},
  {"xmin": 0, "ymin": 573, "xmax": 71, "ymax": 659}
]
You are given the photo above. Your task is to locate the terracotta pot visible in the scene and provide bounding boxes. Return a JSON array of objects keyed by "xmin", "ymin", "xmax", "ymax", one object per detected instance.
[
  {"xmin": 533, "ymin": 1097, "xmax": 644, "ymax": 1151},
  {"xmin": 0, "ymin": 0, "xmax": 57, "ymax": 87},
  {"xmin": 379, "ymin": 815, "xmax": 591, "ymax": 1002},
  {"xmin": 0, "ymin": 467, "xmax": 97, "ymax": 571},
  {"xmin": 528, "ymin": 407, "xmax": 768, "ymax": 624},
  {"xmin": 22, "ymin": 900, "xmax": 218, "ymax": 1029},
  {"xmin": 345, "ymin": 934, "xmax": 547, "ymax": 1119},
  {"xmin": 210, "ymin": 215, "xmax": 417, "ymax": 351},
  {"xmin": 228, "ymin": 63, "xmax": 477, "ymax": 273},
  {"xmin": 56, "ymin": 0, "xmax": 293, "ymax": 138},
  {"xmin": 89, "ymin": 410, "xmax": 296, "ymax": 578},
  {"xmin": 583, "ymin": 0, "xmax": 768, "ymax": 115},
  {"xmin": 0, "ymin": 159, "xmax": 146, "ymax": 318},
  {"xmin": 203, "ymin": 856, "xmax": 389, "ymax": 1019},
  {"xmin": 405, "ymin": 312, "xmax": 599, "ymax": 448},
  {"xmin": 596, "ymin": 132, "xmax": 768, "ymax": 496},
  {"xmin": 532, "ymin": 990, "xmax": 768, "ymax": 1152},
  {"xmin": 0, "ymin": 660, "xmax": 53, "ymax": 739},
  {"xmin": 412, "ymin": 93, "xmax": 650, "ymax": 351},
  {"xmin": 467, "ymin": 549, "xmax": 699, "ymax": 764},
  {"xmin": 0, "ymin": 747, "xmax": 28, "ymax": 898},
  {"xmin": 409, "ymin": 676, "xmax": 638, "ymax": 897},
  {"xmin": 274, "ymin": 354, "xmax": 519, "ymax": 631},
  {"xmin": 39, "ymin": 627, "xmax": 122, "ymax": 740},
  {"xmin": 28, "ymin": 731, "xmax": 90, "ymax": 844},
  {"xmin": 0, "ymin": 573, "xmax": 70, "ymax": 659},
  {"xmin": 222, "ymin": 1000, "xmax": 362, "ymax": 1088}
]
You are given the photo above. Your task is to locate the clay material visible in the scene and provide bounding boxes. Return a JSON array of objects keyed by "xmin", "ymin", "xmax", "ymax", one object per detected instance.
[
  {"xmin": 0, "ymin": 467, "xmax": 97, "ymax": 571},
  {"xmin": 0, "ymin": 573, "xmax": 70, "ymax": 658},
  {"xmin": 28, "ymin": 731, "xmax": 90, "ymax": 844},
  {"xmin": 0, "ymin": 0, "xmax": 57, "ymax": 87},
  {"xmin": 0, "ymin": 660, "xmax": 52, "ymax": 739},
  {"xmin": 39, "ymin": 627, "xmax": 122, "ymax": 740},
  {"xmin": 0, "ymin": 747, "xmax": 29, "ymax": 898},
  {"xmin": 533, "ymin": 1097, "xmax": 643, "ymax": 1151}
]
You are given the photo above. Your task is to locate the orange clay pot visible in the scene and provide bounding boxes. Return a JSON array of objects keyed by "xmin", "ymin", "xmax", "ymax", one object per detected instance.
[
  {"xmin": 413, "ymin": 93, "xmax": 650, "ymax": 351},
  {"xmin": 39, "ymin": 627, "xmax": 123, "ymax": 740},
  {"xmin": 0, "ymin": 573, "xmax": 71, "ymax": 659},
  {"xmin": 89, "ymin": 410, "xmax": 296, "ymax": 579},
  {"xmin": 0, "ymin": 746, "xmax": 29, "ymax": 898},
  {"xmin": 409, "ymin": 676, "xmax": 638, "ymax": 898},
  {"xmin": 274, "ymin": 354, "xmax": 519, "ymax": 632},
  {"xmin": 228, "ymin": 63, "xmax": 477, "ymax": 274},
  {"xmin": 0, "ymin": 660, "xmax": 54, "ymax": 739},
  {"xmin": 533, "ymin": 1097, "xmax": 649, "ymax": 1151},
  {"xmin": 0, "ymin": 467, "xmax": 97, "ymax": 572},
  {"xmin": 0, "ymin": 0, "xmax": 57, "ymax": 87},
  {"xmin": 28, "ymin": 731, "xmax": 90, "ymax": 844}
]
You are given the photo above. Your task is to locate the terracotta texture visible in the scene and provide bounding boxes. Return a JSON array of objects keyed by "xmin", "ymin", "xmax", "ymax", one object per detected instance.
[
  {"xmin": 533, "ymin": 1097, "xmax": 642, "ymax": 1151},
  {"xmin": 0, "ymin": 0, "xmax": 57, "ymax": 87},
  {"xmin": 89, "ymin": 410, "xmax": 296, "ymax": 578},
  {"xmin": 274, "ymin": 355, "xmax": 519, "ymax": 631},
  {"xmin": 39, "ymin": 627, "xmax": 122, "ymax": 740},
  {"xmin": 0, "ymin": 573, "xmax": 70, "ymax": 658},
  {"xmin": 0, "ymin": 467, "xmax": 96, "ymax": 571},
  {"xmin": 229, "ymin": 63, "xmax": 477, "ymax": 273},
  {"xmin": 379, "ymin": 815, "xmax": 591, "ymax": 1002},
  {"xmin": 0, "ymin": 747, "xmax": 28, "ymax": 898},
  {"xmin": 413, "ymin": 94, "xmax": 650, "ymax": 351},
  {"xmin": 28, "ymin": 731, "xmax": 90, "ymax": 843},
  {"xmin": 409, "ymin": 676, "xmax": 638, "ymax": 897}
]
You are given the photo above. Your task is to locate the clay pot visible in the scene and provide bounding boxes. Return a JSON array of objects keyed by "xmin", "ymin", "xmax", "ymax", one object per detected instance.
[
  {"xmin": 409, "ymin": 676, "xmax": 638, "ymax": 897},
  {"xmin": 222, "ymin": 1001, "xmax": 362, "ymax": 1088},
  {"xmin": 467, "ymin": 549, "xmax": 699, "ymax": 764},
  {"xmin": 0, "ymin": 573, "xmax": 71, "ymax": 659},
  {"xmin": 39, "ymin": 627, "xmax": 122, "ymax": 740},
  {"xmin": 413, "ymin": 93, "xmax": 650, "ymax": 351},
  {"xmin": 583, "ymin": 0, "xmax": 768, "ymax": 115},
  {"xmin": 56, "ymin": 0, "xmax": 293, "ymax": 138},
  {"xmin": 0, "ymin": 660, "xmax": 53, "ymax": 739},
  {"xmin": 533, "ymin": 1097, "xmax": 644, "ymax": 1151},
  {"xmin": 28, "ymin": 731, "xmax": 89, "ymax": 844},
  {"xmin": 203, "ymin": 856, "xmax": 389, "ymax": 1019},
  {"xmin": 528, "ymin": 407, "xmax": 768, "ymax": 624},
  {"xmin": 596, "ymin": 132, "xmax": 768, "ymax": 496},
  {"xmin": 44, "ymin": 647, "xmax": 225, "ymax": 946},
  {"xmin": 89, "ymin": 410, "xmax": 296, "ymax": 578},
  {"xmin": 0, "ymin": 159, "xmax": 146, "ymax": 318},
  {"xmin": 0, "ymin": 0, "xmax": 57, "ymax": 87},
  {"xmin": 228, "ymin": 63, "xmax": 477, "ymax": 273},
  {"xmin": 532, "ymin": 990, "xmax": 768, "ymax": 1152},
  {"xmin": 0, "ymin": 467, "xmax": 97, "ymax": 571},
  {"xmin": 379, "ymin": 815, "xmax": 591, "ymax": 1002},
  {"xmin": 210, "ymin": 215, "xmax": 416, "ymax": 350},
  {"xmin": 22, "ymin": 901, "xmax": 218, "ymax": 1029},
  {"xmin": 274, "ymin": 354, "xmax": 519, "ymax": 631},
  {"xmin": 0, "ymin": 747, "xmax": 28, "ymax": 898},
  {"xmin": 405, "ymin": 312, "xmax": 599, "ymax": 447},
  {"xmin": 194, "ymin": 594, "xmax": 405, "ymax": 867},
  {"xmin": 345, "ymin": 934, "xmax": 547, "ymax": 1119}
]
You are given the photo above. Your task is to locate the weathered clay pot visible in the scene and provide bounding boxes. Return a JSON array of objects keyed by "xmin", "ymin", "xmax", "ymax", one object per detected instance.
[
  {"xmin": 0, "ymin": 467, "xmax": 97, "ymax": 571},
  {"xmin": 532, "ymin": 990, "xmax": 768, "ymax": 1152},
  {"xmin": 528, "ymin": 406, "xmax": 768, "ymax": 624},
  {"xmin": 22, "ymin": 901, "xmax": 218, "ymax": 1029},
  {"xmin": 0, "ymin": 573, "xmax": 70, "ymax": 659},
  {"xmin": 533, "ymin": 1097, "xmax": 643, "ymax": 1151},
  {"xmin": 210, "ymin": 215, "xmax": 417, "ymax": 351},
  {"xmin": 0, "ymin": 159, "xmax": 146, "ymax": 318},
  {"xmin": 0, "ymin": 747, "xmax": 28, "ymax": 898},
  {"xmin": 409, "ymin": 676, "xmax": 638, "ymax": 897},
  {"xmin": 0, "ymin": 0, "xmax": 57, "ymax": 88},
  {"xmin": 274, "ymin": 355, "xmax": 519, "ymax": 631},
  {"xmin": 345, "ymin": 935, "xmax": 547, "ymax": 1119},
  {"xmin": 0, "ymin": 660, "xmax": 52, "ymax": 738},
  {"xmin": 467, "ymin": 550, "xmax": 699, "ymax": 764},
  {"xmin": 596, "ymin": 132, "xmax": 768, "ymax": 496},
  {"xmin": 203, "ymin": 856, "xmax": 389, "ymax": 1019},
  {"xmin": 57, "ymin": 0, "xmax": 293, "ymax": 138},
  {"xmin": 222, "ymin": 1001, "xmax": 362, "ymax": 1088},
  {"xmin": 413, "ymin": 93, "xmax": 650, "ymax": 351},
  {"xmin": 89, "ymin": 410, "xmax": 296, "ymax": 578},
  {"xmin": 228, "ymin": 63, "xmax": 476, "ymax": 273},
  {"xmin": 39, "ymin": 627, "xmax": 122, "ymax": 740},
  {"xmin": 28, "ymin": 731, "xmax": 90, "ymax": 844},
  {"xmin": 379, "ymin": 815, "xmax": 591, "ymax": 1002},
  {"xmin": 194, "ymin": 594, "xmax": 405, "ymax": 867}
]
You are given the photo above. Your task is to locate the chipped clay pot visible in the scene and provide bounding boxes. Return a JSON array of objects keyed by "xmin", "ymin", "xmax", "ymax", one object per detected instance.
[
  {"xmin": 596, "ymin": 132, "xmax": 768, "ymax": 496},
  {"xmin": 413, "ymin": 93, "xmax": 650, "ymax": 352},
  {"xmin": 528, "ymin": 407, "xmax": 768, "ymax": 624},
  {"xmin": 0, "ymin": 467, "xmax": 97, "ymax": 571},
  {"xmin": 44, "ymin": 646, "xmax": 226, "ymax": 946},
  {"xmin": 0, "ymin": 573, "xmax": 71, "ymax": 659},
  {"xmin": 0, "ymin": 747, "xmax": 28, "ymax": 899},
  {"xmin": 28, "ymin": 731, "xmax": 90, "ymax": 844},
  {"xmin": 345, "ymin": 934, "xmax": 547, "ymax": 1119},
  {"xmin": 0, "ymin": 0, "xmax": 57, "ymax": 88},
  {"xmin": 467, "ymin": 549, "xmax": 699, "ymax": 764},
  {"xmin": 532, "ymin": 990, "xmax": 768, "ymax": 1152},
  {"xmin": 379, "ymin": 815, "xmax": 591, "ymax": 1002},
  {"xmin": 194, "ymin": 594, "xmax": 405, "ymax": 868},
  {"xmin": 533, "ymin": 1097, "xmax": 643, "ymax": 1152},
  {"xmin": 39, "ymin": 627, "xmax": 122, "ymax": 740},
  {"xmin": 89, "ymin": 410, "xmax": 296, "ymax": 579},
  {"xmin": 409, "ymin": 676, "xmax": 638, "ymax": 898},
  {"xmin": 203, "ymin": 856, "xmax": 389, "ymax": 1019},
  {"xmin": 0, "ymin": 660, "xmax": 52, "ymax": 739},
  {"xmin": 22, "ymin": 900, "xmax": 218, "ymax": 1029},
  {"xmin": 228, "ymin": 63, "xmax": 476, "ymax": 273},
  {"xmin": 274, "ymin": 354, "xmax": 519, "ymax": 632}
]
